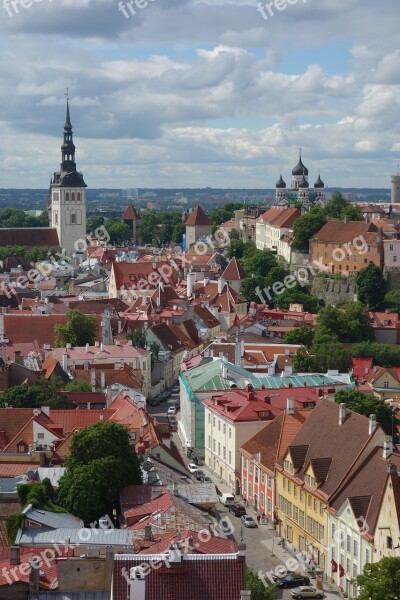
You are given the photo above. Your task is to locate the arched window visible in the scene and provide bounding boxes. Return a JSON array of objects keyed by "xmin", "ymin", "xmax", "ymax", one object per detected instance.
[
  {"xmin": 71, "ymin": 192, "xmax": 75, "ymax": 202},
  {"xmin": 71, "ymin": 212, "xmax": 76, "ymax": 225},
  {"xmin": 65, "ymin": 192, "xmax": 70, "ymax": 202},
  {"xmin": 77, "ymin": 210, "xmax": 82, "ymax": 225},
  {"xmin": 77, "ymin": 192, "xmax": 81, "ymax": 202}
]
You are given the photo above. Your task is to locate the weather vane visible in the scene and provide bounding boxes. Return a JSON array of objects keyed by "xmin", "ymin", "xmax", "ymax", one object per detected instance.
[{"xmin": 65, "ymin": 87, "xmax": 69, "ymax": 101}]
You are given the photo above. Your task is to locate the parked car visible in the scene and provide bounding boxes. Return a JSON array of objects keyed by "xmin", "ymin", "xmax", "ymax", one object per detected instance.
[
  {"xmin": 169, "ymin": 422, "xmax": 177, "ymax": 431},
  {"xmin": 276, "ymin": 575, "xmax": 311, "ymax": 589},
  {"xmin": 164, "ymin": 390, "xmax": 172, "ymax": 398},
  {"xmin": 219, "ymin": 493, "xmax": 235, "ymax": 506},
  {"xmin": 171, "ymin": 385, "xmax": 180, "ymax": 393},
  {"xmin": 187, "ymin": 463, "xmax": 201, "ymax": 474},
  {"xmin": 148, "ymin": 398, "xmax": 159, "ymax": 407},
  {"xmin": 194, "ymin": 470, "xmax": 205, "ymax": 480},
  {"xmin": 173, "ymin": 400, "xmax": 180, "ymax": 410},
  {"xmin": 229, "ymin": 503, "xmax": 246, "ymax": 517},
  {"xmin": 158, "ymin": 392, "xmax": 168, "ymax": 402},
  {"xmin": 241, "ymin": 515, "xmax": 257, "ymax": 528},
  {"xmin": 167, "ymin": 406, "xmax": 177, "ymax": 416},
  {"xmin": 290, "ymin": 586, "xmax": 323, "ymax": 599}
]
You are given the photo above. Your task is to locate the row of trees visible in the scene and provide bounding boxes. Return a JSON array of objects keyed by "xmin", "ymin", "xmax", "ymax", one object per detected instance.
[
  {"xmin": 0, "ymin": 208, "xmax": 48, "ymax": 229},
  {"xmin": 0, "ymin": 377, "xmax": 92, "ymax": 409}
]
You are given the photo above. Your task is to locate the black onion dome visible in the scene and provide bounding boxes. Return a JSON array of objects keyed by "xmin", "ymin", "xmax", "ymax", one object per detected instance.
[
  {"xmin": 276, "ymin": 175, "xmax": 286, "ymax": 189},
  {"xmin": 298, "ymin": 175, "xmax": 309, "ymax": 188},
  {"xmin": 292, "ymin": 155, "xmax": 309, "ymax": 176},
  {"xmin": 314, "ymin": 174, "xmax": 325, "ymax": 188}
]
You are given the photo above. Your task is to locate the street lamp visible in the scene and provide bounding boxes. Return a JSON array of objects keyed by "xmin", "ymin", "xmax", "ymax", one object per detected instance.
[{"xmin": 271, "ymin": 536, "xmax": 275, "ymax": 557}]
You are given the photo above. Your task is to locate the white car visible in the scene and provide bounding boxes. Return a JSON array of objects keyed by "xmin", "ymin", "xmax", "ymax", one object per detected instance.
[
  {"xmin": 290, "ymin": 586, "xmax": 324, "ymax": 599},
  {"xmin": 187, "ymin": 463, "xmax": 200, "ymax": 473},
  {"xmin": 167, "ymin": 406, "xmax": 176, "ymax": 416}
]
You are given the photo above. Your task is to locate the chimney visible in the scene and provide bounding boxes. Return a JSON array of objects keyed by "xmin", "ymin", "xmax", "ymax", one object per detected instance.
[
  {"xmin": 185, "ymin": 536, "xmax": 194, "ymax": 554},
  {"xmin": 100, "ymin": 342, "xmax": 104, "ymax": 351},
  {"xmin": 91, "ymin": 368, "xmax": 96, "ymax": 392},
  {"xmin": 14, "ymin": 350, "xmax": 22, "ymax": 365},
  {"xmin": 286, "ymin": 397, "xmax": 295, "ymax": 415},
  {"xmin": 106, "ymin": 386, "xmax": 113, "ymax": 409},
  {"xmin": 86, "ymin": 343, "xmax": 89, "ymax": 352},
  {"xmin": 62, "ymin": 353, "xmax": 68, "ymax": 374},
  {"xmin": 129, "ymin": 567, "xmax": 146, "ymax": 600},
  {"xmin": 101, "ymin": 370, "xmax": 106, "ymax": 389},
  {"xmin": 10, "ymin": 546, "xmax": 20, "ymax": 565},
  {"xmin": 218, "ymin": 277, "xmax": 225, "ymax": 294},
  {"xmin": 238, "ymin": 542, "xmax": 246, "ymax": 557},
  {"xmin": 95, "ymin": 341, "xmax": 100, "ymax": 348},
  {"xmin": 187, "ymin": 272, "xmax": 194, "ymax": 298},
  {"xmin": 240, "ymin": 592, "xmax": 251, "ymax": 600},
  {"xmin": 383, "ymin": 435, "xmax": 394, "ymax": 459},
  {"xmin": 338, "ymin": 403, "xmax": 347, "ymax": 426},
  {"xmin": 167, "ymin": 544, "xmax": 182, "ymax": 564},
  {"xmin": 29, "ymin": 558, "xmax": 40, "ymax": 598},
  {"xmin": 369, "ymin": 413, "xmax": 377, "ymax": 435},
  {"xmin": 144, "ymin": 523, "xmax": 153, "ymax": 542}
]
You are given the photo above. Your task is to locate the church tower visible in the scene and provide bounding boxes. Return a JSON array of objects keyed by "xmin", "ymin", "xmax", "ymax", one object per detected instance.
[{"xmin": 50, "ymin": 96, "xmax": 87, "ymax": 257}]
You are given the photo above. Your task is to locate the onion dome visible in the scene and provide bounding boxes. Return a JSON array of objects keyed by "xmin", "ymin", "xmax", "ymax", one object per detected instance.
[{"xmin": 276, "ymin": 174, "xmax": 286, "ymax": 189}]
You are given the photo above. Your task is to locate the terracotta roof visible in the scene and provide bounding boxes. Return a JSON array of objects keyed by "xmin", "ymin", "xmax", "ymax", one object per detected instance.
[
  {"xmin": 185, "ymin": 205, "xmax": 212, "ymax": 227},
  {"xmin": 0, "ymin": 228, "xmax": 59, "ymax": 247},
  {"xmin": 240, "ymin": 409, "xmax": 312, "ymax": 469},
  {"xmin": 3, "ymin": 314, "xmax": 102, "ymax": 346},
  {"xmin": 0, "ymin": 463, "xmax": 39, "ymax": 477},
  {"xmin": 352, "ymin": 357, "xmax": 374, "ymax": 380},
  {"xmin": 73, "ymin": 363, "xmax": 144, "ymax": 390},
  {"xmin": 122, "ymin": 204, "xmax": 140, "ymax": 221},
  {"xmin": 193, "ymin": 304, "xmax": 220, "ymax": 329},
  {"xmin": 222, "ymin": 257, "xmax": 247, "ymax": 281},
  {"xmin": 139, "ymin": 529, "xmax": 237, "ymax": 555},
  {"xmin": 365, "ymin": 366, "xmax": 400, "ymax": 385},
  {"xmin": 0, "ymin": 408, "xmax": 53, "ymax": 450},
  {"xmin": 330, "ymin": 448, "xmax": 400, "ymax": 540},
  {"xmin": 113, "ymin": 554, "xmax": 246, "ymax": 600},
  {"xmin": 48, "ymin": 409, "xmax": 115, "ymax": 435},
  {"xmin": 310, "ymin": 220, "xmax": 380, "ymax": 244},
  {"xmin": 279, "ymin": 399, "xmax": 385, "ymax": 498},
  {"xmin": 203, "ymin": 389, "xmax": 282, "ymax": 423}
]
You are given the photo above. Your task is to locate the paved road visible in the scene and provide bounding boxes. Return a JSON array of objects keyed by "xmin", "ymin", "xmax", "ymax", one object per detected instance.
[{"xmin": 148, "ymin": 394, "xmax": 341, "ymax": 599}]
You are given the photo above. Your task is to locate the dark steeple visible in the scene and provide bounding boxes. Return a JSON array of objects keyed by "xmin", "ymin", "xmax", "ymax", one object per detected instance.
[{"xmin": 61, "ymin": 98, "xmax": 77, "ymax": 174}]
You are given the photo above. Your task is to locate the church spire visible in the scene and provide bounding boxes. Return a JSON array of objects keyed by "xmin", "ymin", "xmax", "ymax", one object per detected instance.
[{"xmin": 61, "ymin": 91, "xmax": 76, "ymax": 174}]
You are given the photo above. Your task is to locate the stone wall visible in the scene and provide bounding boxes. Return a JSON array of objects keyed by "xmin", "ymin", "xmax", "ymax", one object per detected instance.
[{"xmin": 311, "ymin": 276, "xmax": 358, "ymax": 306}]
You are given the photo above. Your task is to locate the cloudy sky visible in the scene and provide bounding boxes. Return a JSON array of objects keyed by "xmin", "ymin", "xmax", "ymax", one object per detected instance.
[{"xmin": 0, "ymin": 0, "xmax": 399, "ymax": 189}]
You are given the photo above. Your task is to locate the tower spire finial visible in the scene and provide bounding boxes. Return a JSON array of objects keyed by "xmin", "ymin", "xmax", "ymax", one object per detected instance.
[
  {"xmin": 299, "ymin": 147, "xmax": 302, "ymax": 158},
  {"xmin": 64, "ymin": 88, "xmax": 72, "ymax": 130}
]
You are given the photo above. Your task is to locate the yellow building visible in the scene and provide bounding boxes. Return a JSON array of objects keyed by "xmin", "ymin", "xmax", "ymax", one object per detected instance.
[{"xmin": 275, "ymin": 400, "xmax": 386, "ymax": 574}]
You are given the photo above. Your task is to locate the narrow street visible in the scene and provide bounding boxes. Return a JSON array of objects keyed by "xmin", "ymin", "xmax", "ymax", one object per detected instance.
[{"xmin": 148, "ymin": 395, "xmax": 342, "ymax": 599}]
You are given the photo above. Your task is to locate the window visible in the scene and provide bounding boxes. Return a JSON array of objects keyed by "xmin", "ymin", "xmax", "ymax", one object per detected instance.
[
  {"xmin": 320, "ymin": 503, "xmax": 324, "ymax": 516},
  {"xmin": 249, "ymin": 483, "xmax": 252, "ymax": 497},
  {"xmin": 319, "ymin": 525, "xmax": 324, "ymax": 541},
  {"xmin": 394, "ymin": 256, "xmax": 398, "ymax": 263},
  {"xmin": 366, "ymin": 549, "xmax": 370, "ymax": 564},
  {"xmin": 218, "ymin": 420, "xmax": 221, "ymax": 431},
  {"xmin": 208, "ymin": 414, "xmax": 211, "ymax": 423},
  {"xmin": 299, "ymin": 535, "xmax": 305, "ymax": 551},
  {"xmin": 213, "ymin": 417, "xmax": 216, "ymax": 427},
  {"xmin": 300, "ymin": 490, "xmax": 305, "ymax": 502},
  {"xmin": 331, "ymin": 546, "xmax": 336, "ymax": 561},
  {"xmin": 287, "ymin": 481, "xmax": 291, "ymax": 493},
  {"xmin": 307, "ymin": 516, "xmax": 312, "ymax": 534},
  {"xmin": 268, "ymin": 498, "xmax": 272, "ymax": 515},
  {"xmin": 283, "ymin": 478, "xmax": 286, "ymax": 490},
  {"xmin": 308, "ymin": 495, "xmax": 312, "ymax": 508},
  {"xmin": 353, "ymin": 540, "xmax": 358, "ymax": 557},
  {"xmin": 37, "ymin": 433, "xmax": 44, "ymax": 440},
  {"xmin": 287, "ymin": 502, "xmax": 292, "ymax": 518},
  {"xmin": 364, "ymin": 258, "xmax": 368, "ymax": 264},
  {"xmin": 218, "ymin": 442, "xmax": 221, "ymax": 456},
  {"xmin": 346, "ymin": 558, "xmax": 350, "ymax": 574},
  {"xmin": 353, "ymin": 565, "xmax": 357, "ymax": 578},
  {"xmin": 228, "ymin": 450, "xmax": 232, "ymax": 464},
  {"xmin": 314, "ymin": 498, "xmax": 317, "ymax": 511},
  {"xmin": 261, "ymin": 492, "xmax": 265, "ymax": 508},
  {"xmin": 223, "ymin": 423, "xmax": 226, "ymax": 434},
  {"xmin": 249, "ymin": 463, "xmax": 253, "ymax": 475},
  {"xmin": 299, "ymin": 510, "xmax": 305, "ymax": 527},
  {"xmin": 261, "ymin": 471, "xmax": 265, "ymax": 484},
  {"xmin": 223, "ymin": 446, "xmax": 226, "ymax": 460},
  {"xmin": 347, "ymin": 535, "xmax": 351, "ymax": 552},
  {"xmin": 293, "ymin": 506, "xmax": 299, "ymax": 522},
  {"xmin": 267, "ymin": 475, "xmax": 272, "ymax": 489},
  {"xmin": 287, "ymin": 526, "xmax": 293, "ymax": 543},
  {"xmin": 213, "ymin": 439, "xmax": 216, "ymax": 451},
  {"xmin": 294, "ymin": 485, "xmax": 297, "ymax": 498},
  {"xmin": 243, "ymin": 458, "xmax": 247, "ymax": 470},
  {"xmin": 18, "ymin": 444, "xmax": 25, "ymax": 452},
  {"xmin": 229, "ymin": 427, "xmax": 232, "ymax": 439},
  {"xmin": 208, "ymin": 435, "xmax": 211, "ymax": 448},
  {"xmin": 313, "ymin": 521, "xmax": 318, "ymax": 538},
  {"xmin": 71, "ymin": 212, "xmax": 76, "ymax": 224},
  {"xmin": 77, "ymin": 192, "xmax": 81, "ymax": 202},
  {"xmin": 384, "ymin": 381, "xmax": 389, "ymax": 389},
  {"xmin": 353, "ymin": 254, "xmax": 357, "ymax": 262},
  {"xmin": 243, "ymin": 477, "xmax": 247, "ymax": 493},
  {"xmin": 331, "ymin": 523, "xmax": 336, "ymax": 540},
  {"xmin": 387, "ymin": 536, "xmax": 393, "ymax": 549}
]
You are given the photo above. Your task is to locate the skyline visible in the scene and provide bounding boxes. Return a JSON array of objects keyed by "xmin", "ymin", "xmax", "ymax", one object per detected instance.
[{"xmin": 0, "ymin": 0, "xmax": 399, "ymax": 189}]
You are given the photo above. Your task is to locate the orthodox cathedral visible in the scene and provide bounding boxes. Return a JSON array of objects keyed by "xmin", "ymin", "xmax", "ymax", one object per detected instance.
[{"xmin": 274, "ymin": 150, "xmax": 325, "ymax": 207}]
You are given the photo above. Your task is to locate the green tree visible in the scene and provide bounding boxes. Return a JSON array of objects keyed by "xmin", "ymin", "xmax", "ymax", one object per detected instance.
[
  {"xmin": 172, "ymin": 221, "xmax": 185, "ymax": 244},
  {"xmin": 229, "ymin": 228, "xmax": 240, "ymax": 240},
  {"xmin": 106, "ymin": 219, "xmax": 132, "ymax": 245},
  {"xmin": 226, "ymin": 239, "xmax": 246, "ymax": 260},
  {"xmin": 335, "ymin": 389, "xmax": 399, "ymax": 438},
  {"xmin": 86, "ymin": 215, "xmax": 105, "ymax": 234},
  {"xmin": 246, "ymin": 568, "xmax": 277, "ymax": 600},
  {"xmin": 355, "ymin": 263, "xmax": 387, "ymax": 310},
  {"xmin": 241, "ymin": 249, "xmax": 278, "ymax": 278},
  {"xmin": 149, "ymin": 341, "xmax": 160, "ymax": 361},
  {"xmin": 54, "ymin": 310, "xmax": 97, "ymax": 347},
  {"xmin": 292, "ymin": 207, "xmax": 327, "ymax": 252},
  {"xmin": 273, "ymin": 286, "xmax": 320, "ymax": 313},
  {"xmin": 58, "ymin": 422, "xmax": 142, "ymax": 523},
  {"xmin": 284, "ymin": 326, "xmax": 314, "ymax": 348},
  {"xmin": 240, "ymin": 276, "xmax": 270, "ymax": 303},
  {"xmin": 383, "ymin": 290, "xmax": 400, "ymax": 312},
  {"xmin": 324, "ymin": 191, "xmax": 363, "ymax": 221},
  {"xmin": 292, "ymin": 347, "xmax": 319, "ymax": 373},
  {"xmin": 314, "ymin": 340, "xmax": 352, "ymax": 372},
  {"xmin": 64, "ymin": 379, "xmax": 93, "ymax": 392},
  {"xmin": 0, "ymin": 384, "xmax": 38, "ymax": 408},
  {"xmin": 127, "ymin": 329, "xmax": 147, "ymax": 349},
  {"xmin": 355, "ymin": 557, "xmax": 400, "ymax": 600},
  {"xmin": 352, "ymin": 341, "xmax": 400, "ymax": 368}
]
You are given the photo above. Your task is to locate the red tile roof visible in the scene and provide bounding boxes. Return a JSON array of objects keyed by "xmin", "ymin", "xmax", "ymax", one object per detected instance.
[
  {"xmin": 185, "ymin": 205, "xmax": 212, "ymax": 227},
  {"xmin": 0, "ymin": 228, "xmax": 59, "ymax": 247},
  {"xmin": 203, "ymin": 388, "xmax": 282, "ymax": 423},
  {"xmin": 222, "ymin": 257, "xmax": 247, "ymax": 281},
  {"xmin": 113, "ymin": 553, "xmax": 246, "ymax": 600},
  {"xmin": 122, "ymin": 204, "xmax": 141, "ymax": 221}
]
